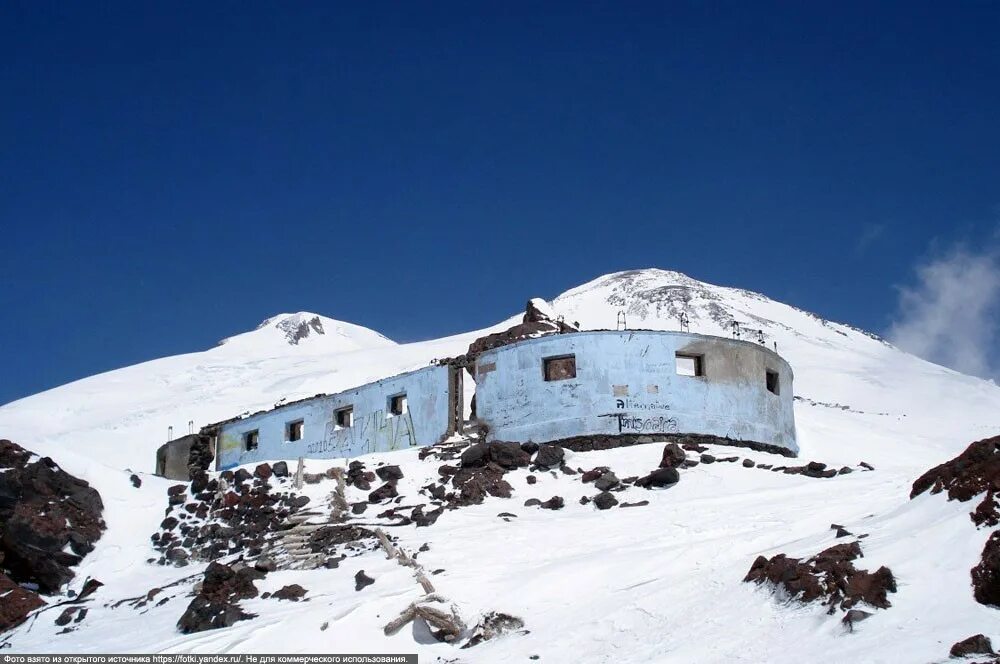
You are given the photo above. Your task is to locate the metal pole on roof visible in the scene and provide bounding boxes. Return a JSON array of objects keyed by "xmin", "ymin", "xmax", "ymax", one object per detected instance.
[{"xmin": 167, "ymin": 426, "xmax": 173, "ymax": 442}]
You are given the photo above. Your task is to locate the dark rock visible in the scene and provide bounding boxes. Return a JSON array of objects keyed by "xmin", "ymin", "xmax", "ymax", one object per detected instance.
[
  {"xmin": 534, "ymin": 444, "xmax": 565, "ymax": 469},
  {"xmin": 167, "ymin": 484, "xmax": 186, "ymax": 497},
  {"xmin": 254, "ymin": 557, "xmax": 277, "ymax": 573},
  {"xmin": 368, "ymin": 482, "xmax": 399, "ymax": 503},
  {"xmin": 560, "ymin": 465, "xmax": 577, "ymax": 475},
  {"xmin": 55, "ymin": 607, "xmax": 78, "ymax": 626},
  {"xmin": 497, "ymin": 512, "xmax": 517, "ymax": 518},
  {"xmin": 860, "ymin": 461, "xmax": 875, "ymax": 471},
  {"xmin": 176, "ymin": 562, "xmax": 259, "ymax": 634},
  {"xmin": 254, "ymin": 464, "xmax": 272, "ymax": 480},
  {"xmin": 841, "ymin": 609, "xmax": 872, "ymax": 631},
  {"xmin": 911, "ymin": 436, "xmax": 1000, "ymax": 526},
  {"xmin": 520, "ymin": 442, "xmax": 539, "ymax": 456},
  {"xmin": 524, "ymin": 498, "xmax": 541, "ymax": 507},
  {"xmin": 539, "ymin": 496, "xmax": 564, "ymax": 510},
  {"xmin": 489, "ymin": 442, "xmax": 531, "ymax": 469},
  {"xmin": 272, "ymin": 584, "xmax": 307, "ymax": 601},
  {"xmin": 289, "ymin": 495, "xmax": 310, "ymax": 508},
  {"xmin": 354, "ymin": 570, "xmax": 375, "ymax": 591},
  {"xmin": 659, "ymin": 443, "xmax": 687, "ymax": 469},
  {"xmin": 594, "ymin": 492, "xmax": 618, "ymax": 510},
  {"xmin": 0, "ymin": 571, "xmax": 45, "ymax": 632},
  {"xmin": 700, "ymin": 454, "xmax": 716, "ymax": 464},
  {"xmin": 635, "ymin": 467, "xmax": 680, "ymax": 489},
  {"xmin": 460, "ymin": 443, "xmax": 489, "ymax": 468},
  {"xmin": 130, "ymin": 474, "xmax": 142, "ymax": 488},
  {"xmin": 593, "ymin": 472, "xmax": 620, "ymax": 492},
  {"xmin": 972, "ymin": 531, "xmax": 1000, "ymax": 607},
  {"xmin": 351, "ymin": 501, "xmax": 368, "ymax": 515},
  {"xmin": 450, "ymin": 464, "xmax": 512, "ymax": 506},
  {"xmin": 950, "ymin": 634, "xmax": 994, "ymax": 657},
  {"xmin": 177, "ymin": 596, "xmax": 255, "ymax": 633},
  {"xmin": 234, "ymin": 468, "xmax": 252, "ymax": 483},
  {"xmin": 581, "ymin": 467, "xmax": 609, "ymax": 483},
  {"xmin": 376, "ymin": 465, "xmax": 404, "ymax": 482},
  {"xmin": 838, "ymin": 467, "xmax": 854, "ymax": 475},
  {"xmin": 745, "ymin": 542, "xmax": 896, "ymax": 612},
  {"xmin": 526, "ymin": 475, "xmax": 537, "ymax": 485},
  {"xmin": 412, "ymin": 505, "xmax": 444, "ymax": 527},
  {"xmin": 272, "ymin": 461, "xmax": 289, "ymax": 477},
  {"xmin": 0, "ymin": 442, "xmax": 106, "ymax": 594},
  {"xmin": 620, "ymin": 500, "xmax": 649, "ymax": 508},
  {"xmin": 742, "ymin": 459, "xmax": 755, "ymax": 468}
]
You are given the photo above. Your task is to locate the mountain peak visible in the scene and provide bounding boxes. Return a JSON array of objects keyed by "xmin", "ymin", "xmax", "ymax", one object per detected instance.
[
  {"xmin": 258, "ymin": 312, "xmax": 327, "ymax": 345},
  {"xmin": 217, "ymin": 312, "xmax": 396, "ymax": 352}
]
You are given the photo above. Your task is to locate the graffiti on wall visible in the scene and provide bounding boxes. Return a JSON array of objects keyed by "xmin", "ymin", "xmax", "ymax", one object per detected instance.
[
  {"xmin": 615, "ymin": 398, "xmax": 672, "ymax": 411},
  {"xmin": 307, "ymin": 408, "xmax": 417, "ymax": 456}
]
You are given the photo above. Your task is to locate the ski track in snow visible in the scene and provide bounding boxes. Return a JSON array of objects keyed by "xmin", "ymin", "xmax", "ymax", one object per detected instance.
[{"xmin": 1, "ymin": 269, "xmax": 998, "ymax": 662}]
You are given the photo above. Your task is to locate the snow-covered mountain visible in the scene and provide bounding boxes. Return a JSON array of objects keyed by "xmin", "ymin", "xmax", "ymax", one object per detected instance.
[{"xmin": 1, "ymin": 269, "xmax": 999, "ymax": 661}]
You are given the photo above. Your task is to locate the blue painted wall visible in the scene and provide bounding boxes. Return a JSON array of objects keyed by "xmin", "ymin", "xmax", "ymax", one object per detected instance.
[
  {"xmin": 473, "ymin": 331, "xmax": 797, "ymax": 454},
  {"xmin": 215, "ymin": 365, "xmax": 452, "ymax": 469}
]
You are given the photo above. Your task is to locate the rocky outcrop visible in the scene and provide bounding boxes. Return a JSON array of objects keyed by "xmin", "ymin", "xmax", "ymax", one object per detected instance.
[
  {"xmin": 0, "ymin": 570, "xmax": 46, "ymax": 632},
  {"xmin": 950, "ymin": 634, "xmax": 994, "ymax": 658},
  {"xmin": 744, "ymin": 541, "xmax": 896, "ymax": 615},
  {"xmin": 462, "ymin": 299, "xmax": 578, "ymax": 362},
  {"xmin": 0, "ymin": 440, "xmax": 105, "ymax": 596},
  {"xmin": 911, "ymin": 435, "xmax": 1000, "ymax": 527},
  {"xmin": 177, "ymin": 562, "xmax": 261, "ymax": 633},
  {"xmin": 972, "ymin": 531, "xmax": 1000, "ymax": 608}
]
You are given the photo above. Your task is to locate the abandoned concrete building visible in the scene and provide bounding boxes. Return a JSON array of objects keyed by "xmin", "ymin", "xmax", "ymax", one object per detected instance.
[{"xmin": 155, "ymin": 301, "xmax": 797, "ymax": 479}]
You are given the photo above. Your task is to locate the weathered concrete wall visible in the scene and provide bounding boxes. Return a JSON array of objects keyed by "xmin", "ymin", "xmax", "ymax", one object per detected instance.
[
  {"xmin": 474, "ymin": 331, "xmax": 797, "ymax": 454},
  {"xmin": 214, "ymin": 365, "xmax": 453, "ymax": 470},
  {"xmin": 156, "ymin": 434, "xmax": 198, "ymax": 480}
]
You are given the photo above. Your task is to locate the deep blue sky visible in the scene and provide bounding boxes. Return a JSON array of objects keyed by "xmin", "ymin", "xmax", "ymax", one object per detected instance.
[{"xmin": 2, "ymin": 2, "xmax": 998, "ymax": 404}]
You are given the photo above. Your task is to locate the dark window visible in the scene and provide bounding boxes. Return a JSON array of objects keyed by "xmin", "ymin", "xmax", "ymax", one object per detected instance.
[
  {"xmin": 286, "ymin": 420, "xmax": 304, "ymax": 442},
  {"xmin": 389, "ymin": 394, "xmax": 407, "ymax": 416},
  {"xmin": 244, "ymin": 430, "xmax": 259, "ymax": 451},
  {"xmin": 766, "ymin": 370, "xmax": 780, "ymax": 395},
  {"xmin": 335, "ymin": 406, "xmax": 353, "ymax": 428},
  {"xmin": 675, "ymin": 353, "xmax": 704, "ymax": 377},
  {"xmin": 543, "ymin": 355, "xmax": 577, "ymax": 381}
]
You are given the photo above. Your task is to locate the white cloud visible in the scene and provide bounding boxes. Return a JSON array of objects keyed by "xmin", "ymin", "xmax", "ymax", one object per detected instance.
[{"xmin": 888, "ymin": 244, "xmax": 1000, "ymax": 381}]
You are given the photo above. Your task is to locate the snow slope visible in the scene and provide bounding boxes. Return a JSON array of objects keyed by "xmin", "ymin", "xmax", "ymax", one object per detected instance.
[{"xmin": 1, "ymin": 269, "xmax": 999, "ymax": 661}]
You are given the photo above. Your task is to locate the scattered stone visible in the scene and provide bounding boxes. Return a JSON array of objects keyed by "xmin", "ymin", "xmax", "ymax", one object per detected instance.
[
  {"xmin": 635, "ymin": 467, "xmax": 680, "ymax": 489},
  {"xmin": 489, "ymin": 442, "xmax": 532, "ymax": 470},
  {"xmin": 253, "ymin": 463, "xmax": 272, "ymax": 480},
  {"xmin": 376, "ymin": 465, "xmax": 404, "ymax": 482},
  {"xmin": 524, "ymin": 498, "xmax": 541, "ymax": 507},
  {"xmin": 742, "ymin": 459, "xmax": 755, "ymax": 468},
  {"xmin": 368, "ymin": 482, "xmax": 399, "ymax": 503},
  {"xmin": 354, "ymin": 570, "xmax": 375, "ymax": 592},
  {"xmin": 860, "ymin": 461, "xmax": 875, "ymax": 471},
  {"xmin": 526, "ymin": 475, "xmax": 537, "ymax": 485},
  {"xmin": 594, "ymin": 492, "xmax": 618, "ymax": 510},
  {"xmin": 254, "ymin": 557, "xmax": 278, "ymax": 573},
  {"xmin": 593, "ymin": 472, "xmax": 620, "ymax": 492},
  {"xmin": 272, "ymin": 461, "xmax": 289, "ymax": 477},
  {"xmin": 950, "ymin": 634, "xmax": 994, "ymax": 658},
  {"xmin": 659, "ymin": 443, "xmax": 687, "ymax": 469},
  {"xmin": 533, "ymin": 444, "xmax": 565, "ymax": 469},
  {"xmin": 539, "ymin": 496, "xmax": 564, "ymax": 510},
  {"xmin": 838, "ymin": 467, "xmax": 854, "ymax": 475},
  {"xmin": 700, "ymin": 454, "xmax": 716, "ymax": 464},
  {"xmin": 351, "ymin": 501, "xmax": 368, "ymax": 515},
  {"xmin": 234, "ymin": 468, "xmax": 253, "ymax": 484},
  {"xmin": 682, "ymin": 442, "xmax": 708, "ymax": 453},
  {"xmin": 520, "ymin": 442, "xmax": 539, "ymax": 456},
  {"xmin": 841, "ymin": 609, "xmax": 872, "ymax": 631},
  {"xmin": 130, "ymin": 474, "xmax": 142, "ymax": 488},
  {"xmin": 272, "ymin": 584, "xmax": 308, "ymax": 601},
  {"xmin": 450, "ymin": 464, "xmax": 513, "ymax": 506},
  {"xmin": 460, "ymin": 444, "xmax": 488, "ymax": 468},
  {"xmin": 620, "ymin": 500, "xmax": 649, "ymax": 508}
]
